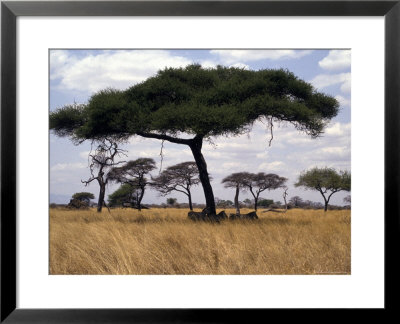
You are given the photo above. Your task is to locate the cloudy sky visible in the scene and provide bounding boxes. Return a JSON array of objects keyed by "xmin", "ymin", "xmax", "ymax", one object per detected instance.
[{"xmin": 50, "ymin": 49, "xmax": 351, "ymax": 206}]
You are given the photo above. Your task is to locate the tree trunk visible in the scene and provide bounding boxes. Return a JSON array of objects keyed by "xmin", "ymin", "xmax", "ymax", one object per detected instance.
[
  {"xmin": 254, "ymin": 193, "xmax": 260, "ymax": 211},
  {"xmin": 249, "ymin": 188, "xmax": 257, "ymax": 211},
  {"xmin": 319, "ymin": 189, "xmax": 329, "ymax": 212},
  {"xmin": 234, "ymin": 185, "xmax": 240, "ymax": 215},
  {"xmin": 188, "ymin": 191, "xmax": 193, "ymax": 211},
  {"xmin": 189, "ymin": 138, "xmax": 216, "ymax": 215},
  {"xmin": 322, "ymin": 195, "xmax": 329, "ymax": 212},
  {"xmin": 283, "ymin": 188, "xmax": 288, "ymax": 211},
  {"xmin": 137, "ymin": 187, "xmax": 145, "ymax": 211},
  {"xmin": 97, "ymin": 184, "xmax": 105, "ymax": 212}
]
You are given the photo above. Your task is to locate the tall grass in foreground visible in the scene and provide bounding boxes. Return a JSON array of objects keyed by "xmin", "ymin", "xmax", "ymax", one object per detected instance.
[{"xmin": 50, "ymin": 208, "xmax": 350, "ymax": 275}]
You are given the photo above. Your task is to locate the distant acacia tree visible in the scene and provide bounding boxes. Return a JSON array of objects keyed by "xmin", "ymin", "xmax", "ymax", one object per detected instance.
[
  {"xmin": 50, "ymin": 65, "xmax": 339, "ymax": 219},
  {"xmin": 166, "ymin": 198, "xmax": 178, "ymax": 207},
  {"xmin": 289, "ymin": 196, "xmax": 304, "ymax": 208},
  {"xmin": 151, "ymin": 161, "xmax": 200, "ymax": 210},
  {"xmin": 243, "ymin": 172, "xmax": 287, "ymax": 211},
  {"xmin": 282, "ymin": 187, "xmax": 288, "ymax": 211},
  {"xmin": 82, "ymin": 138, "xmax": 126, "ymax": 212},
  {"xmin": 222, "ymin": 172, "xmax": 249, "ymax": 215},
  {"xmin": 72, "ymin": 192, "xmax": 95, "ymax": 205},
  {"xmin": 108, "ymin": 184, "xmax": 137, "ymax": 207},
  {"xmin": 258, "ymin": 199, "xmax": 274, "ymax": 207},
  {"xmin": 295, "ymin": 167, "xmax": 351, "ymax": 212},
  {"xmin": 215, "ymin": 197, "xmax": 234, "ymax": 208},
  {"xmin": 243, "ymin": 198, "xmax": 253, "ymax": 208},
  {"xmin": 343, "ymin": 195, "xmax": 351, "ymax": 205},
  {"xmin": 108, "ymin": 158, "xmax": 156, "ymax": 211}
]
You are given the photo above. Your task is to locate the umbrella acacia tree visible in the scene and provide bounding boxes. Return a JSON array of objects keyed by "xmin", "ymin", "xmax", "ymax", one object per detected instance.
[
  {"xmin": 71, "ymin": 192, "xmax": 95, "ymax": 205},
  {"xmin": 243, "ymin": 172, "xmax": 287, "ymax": 211},
  {"xmin": 107, "ymin": 158, "xmax": 156, "ymax": 211},
  {"xmin": 222, "ymin": 172, "xmax": 250, "ymax": 215},
  {"xmin": 151, "ymin": 161, "xmax": 200, "ymax": 211},
  {"xmin": 295, "ymin": 167, "xmax": 351, "ymax": 212},
  {"xmin": 50, "ymin": 64, "xmax": 339, "ymax": 218},
  {"xmin": 108, "ymin": 183, "xmax": 138, "ymax": 207}
]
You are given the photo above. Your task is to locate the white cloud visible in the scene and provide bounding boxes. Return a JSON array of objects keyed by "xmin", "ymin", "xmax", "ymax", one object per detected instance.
[
  {"xmin": 51, "ymin": 49, "xmax": 314, "ymax": 97},
  {"xmin": 51, "ymin": 162, "xmax": 87, "ymax": 171},
  {"xmin": 319, "ymin": 50, "xmax": 351, "ymax": 71},
  {"xmin": 198, "ymin": 60, "xmax": 218, "ymax": 69},
  {"xmin": 258, "ymin": 161, "xmax": 285, "ymax": 172},
  {"xmin": 50, "ymin": 50, "xmax": 192, "ymax": 94},
  {"xmin": 335, "ymin": 95, "xmax": 351, "ymax": 107},
  {"xmin": 325, "ymin": 122, "xmax": 351, "ymax": 137},
  {"xmin": 340, "ymin": 77, "xmax": 351, "ymax": 93},
  {"xmin": 310, "ymin": 72, "xmax": 351, "ymax": 94},
  {"xmin": 321, "ymin": 146, "xmax": 349, "ymax": 155},
  {"xmin": 229, "ymin": 62, "xmax": 250, "ymax": 69},
  {"xmin": 210, "ymin": 50, "xmax": 313, "ymax": 64}
]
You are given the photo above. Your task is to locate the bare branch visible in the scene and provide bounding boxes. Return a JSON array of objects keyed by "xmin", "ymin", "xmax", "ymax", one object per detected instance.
[
  {"xmin": 81, "ymin": 177, "xmax": 97, "ymax": 186},
  {"xmin": 268, "ymin": 116, "xmax": 274, "ymax": 147},
  {"xmin": 159, "ymin": 140, "xmax": 165, "ymax": 174}
]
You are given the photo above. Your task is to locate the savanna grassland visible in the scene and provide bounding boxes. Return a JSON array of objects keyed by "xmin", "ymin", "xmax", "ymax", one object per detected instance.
[{"xmin": 50, "ymin": 208, "xmax": 350, "ymax": 275}]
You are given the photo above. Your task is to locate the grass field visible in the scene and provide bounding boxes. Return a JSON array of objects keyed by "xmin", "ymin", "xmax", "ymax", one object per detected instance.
[{"xmin": 50, "ymin": 207, "xmax": 350, "ymax": 275}]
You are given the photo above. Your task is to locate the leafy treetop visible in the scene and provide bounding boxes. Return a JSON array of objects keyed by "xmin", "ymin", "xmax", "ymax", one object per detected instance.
[
  {"xmin": 151, "ymin": 161, "xmax": 200, "ymax": 196},
  {"xmin": 72, "ymin": 192, "xmax": 95, "ymax": 204},
  {"xmin": 50, "ymin": 64, "xmax": 339, "ymax": 142},
  {"xmin": 221, "ymin": 172, "xmax": 252, "ymax": 189},
  {"xmin": 107, "ymin": 158, "xmax": 157, "ymax": 186},
  {"xmin": 295, "ymin": 167, "xmax": 351, "ymax": 193},
  {"xmin": 295, "ymin": 167, "xmax": 351, "ymax": 211},
  {"xmin": 108, "ymin": 184, "xmax": 137, "ymax": 206}
]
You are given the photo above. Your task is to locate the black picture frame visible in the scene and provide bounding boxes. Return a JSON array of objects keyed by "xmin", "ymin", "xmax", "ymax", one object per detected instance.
[{"xmin": 1, "ymin": 0, "xmax": 399, "ymax": 322}]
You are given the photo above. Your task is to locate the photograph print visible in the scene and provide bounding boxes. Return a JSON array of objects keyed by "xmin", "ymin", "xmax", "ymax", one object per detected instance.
[{"xmin": 49, "ymin": 49, "xmax": 351, "ymax": 275}]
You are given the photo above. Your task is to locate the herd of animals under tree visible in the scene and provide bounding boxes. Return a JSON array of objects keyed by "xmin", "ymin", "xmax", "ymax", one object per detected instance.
[{"xmin": 50, "ymin": 65, "xmax": 351, "ymax": 221}]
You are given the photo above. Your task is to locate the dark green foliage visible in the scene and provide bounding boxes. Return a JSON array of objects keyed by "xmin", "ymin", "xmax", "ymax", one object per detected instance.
[
  {"xmin": 108, "ymin": 158, "xmax": 156, "ymax": 211},
  {"xmin": 72, "ymin": 192, "xmax": 95, "ymax": 204},
  {"xmin": 258, "ymin": 199, "xmax": 274, "ymax": 207},
  {"xmin": 50, "ymin": 65, "xmax": 339, "ymax": 141},
  {"xmin": 166, "ymin": 198, "xmax": 177, "ymax": 206},
  {"xmin": 68, "ymin": 198, "xmax": 89, "ymax": 209},
  {"xmin": 49, "ymin": 103, "xmax": 87, "ymax": 142},
  {"xmin": 108, "ymin": 184, "xmax": 137, "ymax": 207},
  {"xmin": 215, "ymin": 198, "xmax": 234, "ymax": 208}
]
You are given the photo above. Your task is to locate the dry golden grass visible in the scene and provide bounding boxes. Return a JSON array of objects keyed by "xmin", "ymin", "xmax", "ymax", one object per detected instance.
[{"xmin": 50, "ymin": 207, "xmax": 350, "ymax": 275}]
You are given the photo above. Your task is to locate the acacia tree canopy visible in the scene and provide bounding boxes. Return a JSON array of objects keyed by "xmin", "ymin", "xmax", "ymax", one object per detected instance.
[
  {"xmin": 295, "ymin": 167, "xmax": 351, "ymax": 211},
  {"xmin": 50, "ymin": 65, "xmax": 339, "ymax": 217},
  {"xmin": 72, "ymin": 192, "xmax": 95, "ymax": 204},
  {"xmin": 108, "ymin": 184, "xmax": 137, "ymax": 207},
  {"xmin": 151, "ymin": 161, "xmax": 200, "ymax": 210},
  {"xmin": 222, "ymin": 172, "xmax": 251, "ymax": 215},
  {"xmin": 108, "ymin": 158, "xmax": 156, "ymax": 211},
  {"xmin": 50, "ymin": 65, "xmax": 339, "ymax": 140},
  {"xmin": 244, "ymin": 172, "xmax": 287, "ymax": 210}
]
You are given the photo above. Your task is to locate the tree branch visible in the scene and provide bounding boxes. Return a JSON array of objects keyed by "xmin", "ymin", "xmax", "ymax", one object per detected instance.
[
  {"xmin": 137, "ymin": 132, "xmax": 193, "ymax": 145},
  {"xmin": 81, "ymin": 177, "xmax": 97, "ymax": 186}
]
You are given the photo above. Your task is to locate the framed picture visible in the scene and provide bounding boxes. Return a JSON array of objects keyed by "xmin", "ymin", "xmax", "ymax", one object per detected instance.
[{"xmin": 1, "ymin": 0, "xmax": 399, "ymax": 321}]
